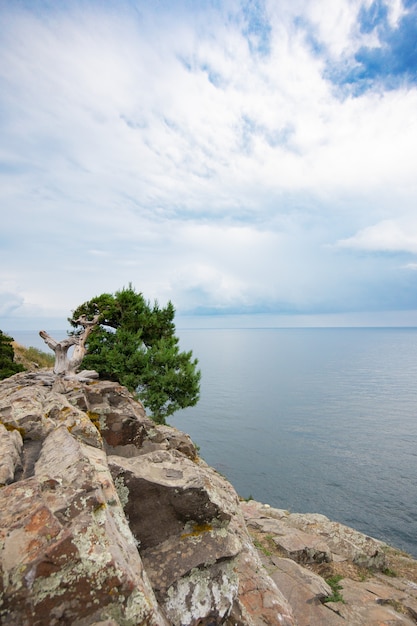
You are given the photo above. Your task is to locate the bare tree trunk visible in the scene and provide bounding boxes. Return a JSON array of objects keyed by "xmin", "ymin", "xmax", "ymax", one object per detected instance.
[
  {"xmin": 66, "ymin": 314, "xmax": 100, "ymax": 375},
  {"xmin": 39, "ymin": 332, "xmax": 77, "ymax": 376},
  {"xmin": 39, "ymin": 314, "xmax": 100, "ymax": 378}
]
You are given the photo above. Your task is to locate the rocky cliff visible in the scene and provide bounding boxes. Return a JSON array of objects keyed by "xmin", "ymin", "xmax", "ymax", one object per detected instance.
[{"xmin": 0, "ymin": 371, "xmax": 416, "ymax": 626}]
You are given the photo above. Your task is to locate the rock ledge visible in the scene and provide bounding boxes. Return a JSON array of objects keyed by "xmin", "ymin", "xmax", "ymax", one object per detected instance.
[{"xmin": 1, "ymin": 371, "xmax": 416, "ymax": 626}]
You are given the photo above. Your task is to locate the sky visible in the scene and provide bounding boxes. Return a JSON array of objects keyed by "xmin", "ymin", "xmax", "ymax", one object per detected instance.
[{"xmin": 2, "ymin": 0, "xmax": 417, "ymax": 331}]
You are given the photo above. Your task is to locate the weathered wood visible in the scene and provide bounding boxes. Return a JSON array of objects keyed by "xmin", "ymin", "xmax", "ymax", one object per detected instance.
[
  {"xmin": 39, "ymin": 314, "xmax": 100, "ymax": 377},
  {"xmin": 39, "ymin": 331, "xmax": 77, "ymax": 376}
]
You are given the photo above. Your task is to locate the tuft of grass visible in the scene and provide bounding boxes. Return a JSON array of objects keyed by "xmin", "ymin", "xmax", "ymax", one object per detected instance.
[
  {"xmin": 322, "ymin": 575, "xmax": 345, "ymax": 604},
  {"xmin": 253, "ymin": 538, "xmax": 272, "ymax": 557},
  {"xmin": 381, "ymin": 567, "xmax": 397, "ymax": 577},
  {"xmin": 12, "ymin": 343, "xmax": 54, "ymax": 370}
]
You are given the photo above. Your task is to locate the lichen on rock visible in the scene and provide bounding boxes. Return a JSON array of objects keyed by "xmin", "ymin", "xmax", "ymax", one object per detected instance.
[
  {"xmin": 2, "ymin": 371, "xmax": 417, "ymax": 625},
  {"xmin": 18, "ymin": 371, "xmax": 413, "ymax": 624}
]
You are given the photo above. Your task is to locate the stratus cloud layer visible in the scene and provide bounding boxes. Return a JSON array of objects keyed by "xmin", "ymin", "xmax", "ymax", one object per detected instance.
[
  {"xmin": 1, "ymin": 0, "xmax": 417, "ymax": 327},
  {"xmin": 337, "ymin": 220, "xmax": 417, "ymax": 254}
]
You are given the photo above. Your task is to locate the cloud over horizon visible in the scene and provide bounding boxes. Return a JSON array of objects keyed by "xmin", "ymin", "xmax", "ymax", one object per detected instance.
[{"xmin": 2, "ymin": 0, "xmax": 417, "ymax": 328}]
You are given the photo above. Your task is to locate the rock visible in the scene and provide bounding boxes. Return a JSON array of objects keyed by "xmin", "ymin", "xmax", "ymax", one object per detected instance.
[
  {"xmin": 241, "ymin": 500, "xmax": 417, "ymax": 626},
  {"xmin": 247, "ymin": 515, "xmax": 332, "ymax": 564},
  {"xmin": 147, "ymin": 424, "xmax": 198, "ymax": 460},
  {"xmin": 272, "ymin": 529, "xmax": 332, "ymax": 564},
  {"xmin": 3, "ymin": 370, "xmax": 417, "ymax": 626},
  {"xmin": 325, "ymin": 578, "xmax": 416, "ymax": 625},
  {"xmin": 270, "ymin": 556, "xmax": 333, "ymax": 599},
  {"xmin": 242, "ymin": 500, "xmax": 387, "ymax": 570},
  {"xmin": 261, "ymin": 556, "xmax": 342, "ymax": 626},
  {"xmin": 108, "ymin": 450, "xmax": 294, "ymax": 625},
  {"xmin": 286, "ymin": 512, "xmax": 387, "ymax": 569},
  {"xmin": 227, "ymin": 547, "xmax": 296, "ymax": 626},
  {"xmin": 0, "ymin": 425, "xmax": 168, "ymax": 626},
  {"xmin": 0, "ymin": 376, "xmax": 102, "ymax": 449},
  {"xmin": 0, "ymin": 424, "xmax": 23, "ymax": 485},
  {"xmin": 65, "ymin": 379, "xmax": 198, "ymax": 460},
  {"xmin": 108, "ymin": 449, "xmax": 237, "ymax": 548}
]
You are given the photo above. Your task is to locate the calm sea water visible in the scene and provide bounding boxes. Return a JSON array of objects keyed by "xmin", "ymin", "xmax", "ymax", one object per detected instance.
[
  {"xmin": 9, "ymin": 327, "xmax": 417, "ymax": 557},
  {"xmin": 173, "ymin": 328, "xmax": 417, "ymax": 558}
]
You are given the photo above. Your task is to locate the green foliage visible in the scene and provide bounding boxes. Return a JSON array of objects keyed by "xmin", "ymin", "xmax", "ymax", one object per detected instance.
[
  {"xmin": 0, "ymin": 331, "xmax": 25, "ymax": 380},
  {"xmin": 323, "ymin": 575, "xmax": 345, "ymax": 604},
  {"xmin": 381, "ymin": 567, "xmax": 397, "ymax": 577},
  {"xmin": 253, "ymin": 538, "xmax": 272, "ymax": 557},
  {"xmin": 71, "ymin": 285, "xmax": 201, "ymax": 424}
]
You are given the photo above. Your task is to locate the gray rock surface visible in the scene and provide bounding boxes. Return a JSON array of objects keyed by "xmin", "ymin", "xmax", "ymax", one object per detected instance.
[
  {"xmin": 0, "ymin": 424, "xmax": 168, "ymax": 626},
  {"xmin": 108, "ymin": 449, "xmax": 294, "ymax": 625},
  {"xmin": 241, "ymin": 500, "xmax": 417, "ymax": 625},
  {"xmin": 0, "ymin": 424, "xmax": 23, "ymax": 485}
]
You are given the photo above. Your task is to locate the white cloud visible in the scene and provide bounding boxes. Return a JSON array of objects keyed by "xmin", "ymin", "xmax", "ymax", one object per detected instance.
[
  {"xmin": 1, "ymin": 0, "xmax": 417, "ymax": 325},
  {"xmin": 3, "ymin": 1, "xmax": 416, "ymax": 212},
  {"xmin": 302, "ymin": 0, "xmax": 363, "ymax": 56},
  {"xmin": 336, "ymin": 220, "xmax": 417, "ymax": 254},
  {"xmin": 0, "ymin": 292, "xmax": 24, "ymax": 317}
]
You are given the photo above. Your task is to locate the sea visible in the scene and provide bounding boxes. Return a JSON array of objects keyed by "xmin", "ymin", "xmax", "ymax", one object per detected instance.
[{"xmin": 8, "ymin": 327, "xmax": 417, "ymax": 558}]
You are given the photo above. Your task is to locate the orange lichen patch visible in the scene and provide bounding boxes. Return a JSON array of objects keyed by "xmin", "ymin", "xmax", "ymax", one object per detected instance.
[
  {"xmin": 45, "ymin": 405, "xmax": 74, "ymax": 421},
  {"xmin": 25, "ymin": 506, "xmax": 60, "ymax": 539},
  {"xmin": 26, "ymin": 507, "xmax": 51, "ymax": 532},
  {"xmin": 27, "ymin": 537, "xmax": 43, "ymax": 555},
  {"xmin": 0, "ymin": 421, "xmax": 25, "ymax": 437},
  {"xmin": 180, "ymin": 522, "xmax": 213, "ymax": 539},
  {"xmin": 86, "ymin": 411, "xmax": 101, "ymax": 430}
]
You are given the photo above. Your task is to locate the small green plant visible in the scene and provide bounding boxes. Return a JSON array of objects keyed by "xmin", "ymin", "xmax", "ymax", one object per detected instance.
[
  {"xmin": 253, "ymin": 538, "xmax": 272, "ymax": 557},
  {"xmin": 322, "ymin": 575, "xmax": 345, "ymax": 604},
  {"xmin": 243, "ymin": 494, "xmax": 254, "ymax": 502},
  {"xmin": 381, "ymin": 567, "xmax": 397, "ymax": 577}
]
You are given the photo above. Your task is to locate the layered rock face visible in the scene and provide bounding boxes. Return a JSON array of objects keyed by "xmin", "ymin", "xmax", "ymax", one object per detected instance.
[
  {"xmin": 0, "ymin": 372, "xmax": 294, "ymax": 626},
  {"xmin": 241, "ymin": 501, "xmax": 417, "ymax": 625},
  {"xmin": 2, "ymin": 372, "xmax": 417, "ymax": 626}
]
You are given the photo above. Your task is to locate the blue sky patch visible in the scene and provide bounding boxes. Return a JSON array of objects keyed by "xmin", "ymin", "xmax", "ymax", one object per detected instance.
[
  {"xmin": 330, "ymin": 0, "xmax": 417, "ymax": 93},
  {"xmin": 241, "ymin": 0, "xmax": 272, "ymax": 57}
]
